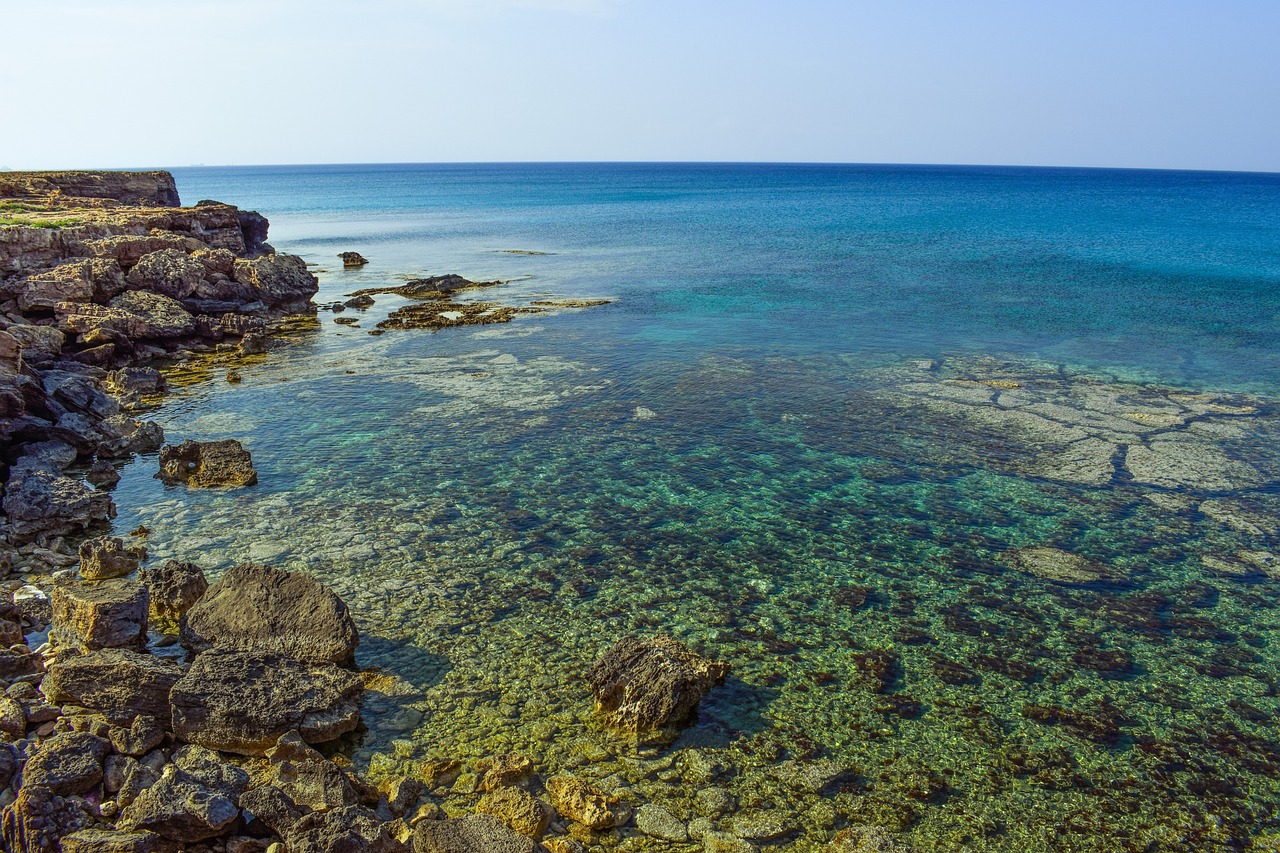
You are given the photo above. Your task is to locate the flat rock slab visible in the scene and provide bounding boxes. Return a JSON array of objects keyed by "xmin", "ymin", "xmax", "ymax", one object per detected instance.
[
  {"xmin": 51, "ymin": 579, "xmax": 148, "ymax": 650},
  {"xmin": 180, "ymin": 562, "xmax": 358, "ymax": 664},
  {"xmin": 170, "ymin": 649, "xmax": 362, "ymax": 755},
  {"xmin": 414, "ymin": 814, "xmax": 537, "ymax": 853},
  {"xmin": 1004, "ymin": 546, "xmax": 1114, "ymax": 584},
  {"xmin": 156, "ymin": 439, "xmax": 257, "ymax": 488},
  {"xmin": 43, "ymin": 647, "xmax": 184, "ymax": 724}
]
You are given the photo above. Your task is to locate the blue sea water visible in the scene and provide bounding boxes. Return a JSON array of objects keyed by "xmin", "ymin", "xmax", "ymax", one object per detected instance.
[{"xmin": 111, "ymin": 163, "xmax": 1280, "ymax": 851}]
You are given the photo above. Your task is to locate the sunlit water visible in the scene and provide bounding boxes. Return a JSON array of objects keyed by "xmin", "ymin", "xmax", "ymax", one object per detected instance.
[{"xmin": 108, "ymin": 164, "xmax": 1280, "ymax": 851}]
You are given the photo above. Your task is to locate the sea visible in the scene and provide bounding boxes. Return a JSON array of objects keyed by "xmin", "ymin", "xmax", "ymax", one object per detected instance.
[{"xmin": 111, "ymin": 163, "xmax": 1280, "ymax": 851}]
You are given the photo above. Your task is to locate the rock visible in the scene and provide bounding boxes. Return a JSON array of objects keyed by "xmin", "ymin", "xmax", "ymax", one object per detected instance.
[
  {"xmin": 110, "ymin": 715, "xmax": 167, "ymax": 756},
  {"xmin": 86, "ymin": 460, "xmax": 121, "ymax": 489},
  {"xmin": 1125, "ymin": 440, "xmax": 1266, "ymax": 491},
  {"xmin": 695, "ymin": 787, "xmax": 735, "ymax": 817},
  {"xmin": 1, "ymin": 784, "xmax": 98, "ymax": 853},
  {"xmin": 413, "ymin": 814, "xmax": 536, "ymax": 853},
  {"xmin": 270, "ymin": 758, "xmax": 360, "ymax": 812},
  {"xmin": 730, "ymin": 814, "xmax": 794, "ymax": 842},
  {"xmin": 775, "ymin": 758, "xmax": 857, "ymax": 794},
  {"xmin": 702, "ymin": 832, "xmax": 758, "ymax": 853},
  {"xmin": 6, "ymin": 323, "xmax": 65, "ymax": 366},
  {"xmin": 344, "ymin": 295, "xmax": 375, "ymax": 309},
  {"xmin": 544, "ymin": 777, "xmax": 618, "ymax": 830},
  {"xmin": 635, "ymin": 804, "xmax": 688, "ymax": 842},
  {"xmin": 42, "ymin": 647, "xmax": 184, "ymax": 724},
  {"xmin": 238, "ymin": 785, "xmax": 302, "ymax": 837},
  {"xmin": 476, "ymin": 787, "xmax": 550, "ymax": 838},
  {"xmin": 231, "ymin": 254, "xmax": 319, "ymax": 309},
  {"xmin": 104, "ymin": 367, "xmax": 166, "ymax": 402},
  {"xmin": 126, "ymin": 249, "xmax": 206, "ymax": 300},
  {"xmin": 1, "ymin": 170, "xmax": 180, "ymax": 207},
  {"xmin": 170, "ymin": 649, "xmax": 362, "ymax": 755},
  {"xmin": 104, "ymin": 754, "xmax": 136, "ymax": 793},
  {"xmin": 18, "ymin": 261, "xmax": 96, "ymax": 312},
  {"xmin": 85, "ymin": 234, "xmax": 197, "ymax": 268},
  {"xmin": 59, "ymin": 829, "xmax": 178, "ymax": 853},
  {"xmin": 829, "ymin": 824, "xmax": 917, "ymax": 852},
  {"xmin": 19, "ymin": 732, "xmax": 110, "ymax": 795},
  {"xmin": 586, "ymin": 635, "xmax": 729, "ymax": 733},
  {"xmin": 1004, "ymin": 546, "xmax": 1113, "ymax": 584},
  {"xmin": 78, "ymin": 536, "xmax": 144, "ymax": 580},
  {"xmin": 340, "ymin": 252, "xmax": 369, "ymax": 267},
  {"xmin": 117, "ymin": 760, "xmax": 162, "ymax": 809},
  {"xmin": 180, "ymin": 562, "xmax": 358, "ymax": 664},
  {"xmin": 0, "ymin": 647, "xmax": 43, "ymax": 680},
  {"xmin": 0, "ymin": 742, "xmax": 18, "ymax": 788},
  {"xmin": 139, "ymin": 559, "xmax": 208, "ymax": 623},
  {"xmin": 117, "ymin": 764, "xmax": 243, "ymax": 843},
  {"xmin": 50, "ymin": 579, "xmax": 148, "ymax": 650},
  {"xmin": 0, "ymin": 696, "xmax": 27, "ymax": 737},
  {"xmin": 156, "ymin": 439, "xmax": 257, "ymax": 487},
  {"xmin": 382, "ymin": 777, "xmax": 423, "ymax": 817},
  {"xmin": 286, "ymin": 805, "xmax": 405, "ymax": 853},
  {"xmin": 476, "ymin": 754, "xmax": 533, "ymax": 792},
  {"xmin": 2, "ymin": 459, "xmax": 115, "ymax": 542},
  {"xmin": 108, "ymin": 291, "xmax": 196, "ymax": 339},
  {"xmin": 238, "ymin": 331, "xmax": 273, "ymax": 355},
  {"xmin": 1199, "ymin": 498, "xmax": 1279, "ymax": 537}
]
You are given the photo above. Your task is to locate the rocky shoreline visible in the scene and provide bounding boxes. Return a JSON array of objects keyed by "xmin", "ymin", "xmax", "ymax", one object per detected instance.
[{"xmin": 0, "ymin": 172, "xmax": 829, "ymax": 853}]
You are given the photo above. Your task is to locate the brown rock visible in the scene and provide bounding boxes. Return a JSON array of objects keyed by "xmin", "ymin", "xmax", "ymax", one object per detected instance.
[
  {"xmin": 413, "ymin": 814, "xmax": 535, "ymax": 853},
  {"xmin": 180, "ymin": 562, "xmax": 357, "ymax": 664},
  {"xmin": 108, "ymin": 291, "xmax": 196, "ymax": 338},
  {"xmin": 19, "ymin": 732, "xmax": 110, "ymax": 795},
  {"xmin": 1, "ymin": 783, "xmax": 97, "ymax": 853},
  {"xmin": 78, "ymin": 536, "xmax": 144, "ymax": 580},
  {"xmin": 340, "ymin": 252, "xmax": 369, "ymax": 267},
  {"xmin": 43, "ymin": 647, "xmax": 184, "ymax": 724},
  {"xmin": 156, "ymin": 439, "xmax": 257, "ymax": 487},
  {"xmin": 476, "ymin": 787, "xmax": 550, "ymax": 838},
  {"xmin": 586, "ymin": 635, "xmax": 729, "ymax": 733},
  {"xmin": 139, "ymin": 559, "xmax": 207, "ymax": 623},
  {"xmin": 231, "ymin": 253, "xmax": 319, "ymax": 308},
  {"xmin": 170, "ymin": 649, "xmax": 362, "ymax": 755},
  {"xmin": 545, "ymin": 777, "xmax": 619, "ymax": 830},
  {"xmin": 59, "ymin": 829, "xmax": 178, "ymax": 853},
  {"xmin": 18, "ymin": 260, "xmax": 96, "ymax": 312},
  {"xmin": 50, "ymin": 579, "xmax": 148, "ymax": 650},
  {"xmin": 126, "ymin": 249, "xmax": 206, "ymax": 300},
  {"xmin": 476, "ymin": 754, "xmax": 534, "ymax": 792}
]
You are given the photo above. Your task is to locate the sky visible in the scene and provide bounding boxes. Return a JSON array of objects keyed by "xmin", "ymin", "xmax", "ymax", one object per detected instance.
[{"xmin": 1, "ymin": 0, "xmax": 1277, "ymax": 172}]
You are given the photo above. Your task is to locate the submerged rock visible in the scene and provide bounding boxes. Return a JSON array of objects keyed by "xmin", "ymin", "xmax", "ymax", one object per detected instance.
[
  {"xmin": 1004, "ymin": 546, "xmax": 1113, "ymax": 584},
  {"xmin": 156, "ymin": 439, "xmax": 257, "ymax": 488},
  {"xmin": 544, "ymin": 777, "xmax": 619, "ymax": 830},
  {"xmin": 414, "ymin": 813, "xmax": 535, "ymax": 853},
  {"xmin": 587, "ymin": 634, "xmax": 729, "ymax": 733},
  {"xmin": 180, "ymin": 562, "xmax": 358, "ymax": 664},
  {"xmin": 170, "ymin": 649, "xmax": 362, "ymax": 755}
]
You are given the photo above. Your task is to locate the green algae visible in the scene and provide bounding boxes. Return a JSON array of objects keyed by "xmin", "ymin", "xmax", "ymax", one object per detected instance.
[{"xmin": 105, "ymin": 334, "xmax": 1280, "ymax": 852}]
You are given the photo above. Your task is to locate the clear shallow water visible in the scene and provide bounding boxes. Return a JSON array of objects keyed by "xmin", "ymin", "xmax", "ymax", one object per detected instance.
[{"xmin": 111, "ymin": 164, "xmax": 1280, "ymax": 851}]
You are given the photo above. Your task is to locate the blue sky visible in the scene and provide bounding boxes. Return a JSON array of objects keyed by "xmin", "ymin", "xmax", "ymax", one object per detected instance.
[{"xmin": 3, "ymin": 0, "xmax": 1277, "ymax": 171}]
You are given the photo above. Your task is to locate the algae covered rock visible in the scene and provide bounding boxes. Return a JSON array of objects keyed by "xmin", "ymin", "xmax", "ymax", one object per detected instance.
[
  {"xmin": 544, "ymin": 777, "xmax": 619, "ymax": 830},
  {"xmin": 476, "ymin": 787, "xmax": 550, "ymax": 838},
  {"xmin": 414, "ymin": 813, "xmax": 536, "ymax": 853},
  {"xmin": 156, "ymin": 439, "xmax": 257, "ymax": 488},
  {"xmin": 587, "ymin": 634, "xmax": 729, "ymax": 733},
  {"xmin": 1004, "ymin": 546, "xmax": 1113, "ymax": 584},
  {"xmin": 170, "ymin": 649, "xmax": 362, "ymax": 755},
  {"xmin": 180, "ymin": 562, "xmax": 358, "ymax": 664}
]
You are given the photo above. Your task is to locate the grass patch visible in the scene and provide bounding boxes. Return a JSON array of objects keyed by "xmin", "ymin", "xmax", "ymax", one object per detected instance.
[{"xmin": 0, "ymin": 216, "xmax": 82, "ymax": 229}]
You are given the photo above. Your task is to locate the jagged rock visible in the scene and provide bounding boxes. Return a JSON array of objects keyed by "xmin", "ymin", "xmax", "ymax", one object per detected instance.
[
  {"xmin": 287, "ymin": 805, "xmax": 405, "ymax": 853},
  {"xmin": 170, "ymin": 649, "xmax": 362, "ymax": 755},
  {"xmin": 476, "ymin": 754, "xmax": 533, "ymax": 792},
  {"xmin": 6, "ymin": 323, "xmax": 65, "ymax": 365},
  {"xmin": 237, "ymin": 209, "xmax": 270, "ymax": 255},
  {"xmin": 85, "ymin": 234, "xmax": 198, "ymax": 268},
  {"xmin": 231, "ymin": 254, "xmax": 319, "ymax": 308},
  {"xmin": 476, "ymin": 787, "xmax": 549, "ymax": 838},
  {"xmin": 78, "ymin": 535, "xmax": 144, "ymax": 580},
  {"xmin": 117, "ymin": 761, "xmax": 162, "ymax": 809},
  {"xmin": 269, "ymin": 758, "xmax": 360, "ymax": 812},
  {"xmin": 0, "ymin": 170, "xmax": 180, "ymax": 207},
  {"xmin": 55, "ymin": 301, "xmax": 151, "ymax": 342},
  {"xmin": 59, "ymin": 828, "xmax": 178, "ymax": 853},
  {"xmin": 544, "ymin": 777, "xmax": 619, "ymax": 830},
  {"xmin": 43, "ymin": 647, "xmax": 183, "ymax": 724},
  {"xmin": 0, "ymin": 743, "xmax": 17, "ymax": 789},
  {"xmin": 50, "ymin": 579, "xmax": 148, "ymax": 650},
  {"xmin": 193, "ymin": 247, "xmax": 236, "ymax": 276},
  {"xmin": 126, "ymin": 249, "xmax": 206, "ymax": 300},
  {"xmin": 238, "ymin": 331, "xmax": 273, "ymax": 354},
  {"xmin": 96, "ymin": 414, "xmax": 164, "ymax": 458},
  {"xmin": 108, "ymin": 291, "xmax": 196, "ymax": 338},
  {"xmin": 104, "ymin": 366, "xmax": 165, "ymax": 401},
  {"xmin": 0, "ymin": 647, "xmax": 43, "ymax": 679},
  {"xmin": 0, "ymin": 784, "xmax": 98, "ymax": 853},
  {"xmin": 382, "ymin": 777, "xmax": 423, "ymax": 818},
  {"xmin": 0, "ymin": 695, "xmax": 27, "ymax": 737},
  {"xmin": 110, "ymin": 715, "xmax": 167, "ymax": 756},
  {"xmin": 19, "ymin": 732, "xmax": 110, "ymax": 795},
  {"xmin": 413, "ymin": 814, "xmax": 535, "ymax": 853},
  {"xmin": 339, "ymin": 252, "xmax": 369, "ymax": 267},
  {"xmin": 180, "ymin": 562, "xmax": 358, "ymax": 663},
  {"xmin": 86, "ymin": 460, "xmax": 121, "ymax": 489},
  {"xmin": 238, "ymin": 785, "xmax": 302, "ymax": 837},
  {"xmin": 156, "ymin": 439, "xmax": 256, "ymax": 487},
  {"xmin": 117, "ymin": 764, "xmax": 243, "ymax": 842},
  {"xmin": 2, "ymin": 457, "xmax": 116, "ymax": 541},
  {"xmin": 587, "ymin": 635, "xmax": 729, "ymax": 733},
  {"xmin": 18, "ymin": 260, "xmax": 96, "ymax": 312},
  {"xmin": 139, "ymin": 559, "xmax": 207, "ymax": 623}
]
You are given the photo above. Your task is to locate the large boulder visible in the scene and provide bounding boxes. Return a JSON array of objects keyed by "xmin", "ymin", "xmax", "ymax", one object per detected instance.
[
  {"xmin": 42, "ymin": 648, "xmax": 184, "ymax": 724},
  {"xmin": 139, "ymin": 559, "xmax": 207, "ymax": 623},
  {"xmin": 18, "ymin": 732, "xmax": 110, "ymax": 795},
  {"xmin": 108, "ymin": 291, "xmax": 196, "ymax": 338},
  {"xmin": 170, "ymin": 649, "xmax": 362, "ymax": 755},
  {"xmin": 50, "ymin": 579, "xmax": 148, "ymax": 650},
  {"xmin": 17, "ymin": 260, "xmax": 96, "ymax": 312},
  {"xmin": 59, "ymin": 829, "xmax": 178, "ymax": 853},
  {"xmin": 5, "ymin": 323, "xmax": 66, "ymax": 366},
  {"xmin": 126, "ymin": 249, "xmax": 206, "ymax": 300},
  {"xmin": 231, "ymin": 253, "xmax": 318, "ymax": 308},
  {"xmin": 156, "ymin": 439, "xmax": 256, "ymax": 488},
  {"xmin": 413, "ymin": 814, "xmax": 536, "ymax": 853},
  {"xmin": 586, "ymin": 635, "xmax": 729, "ymax": 733},
  {"xmin": 286, "ymin": 806, "xmax": 406, "ymax": 853},
  {"xmin": 1, "ymin": 783, "xmax": 98, "ymax": 853},
  {"xmin": 180, "ymin": 562, "xmax": 358, "ymax": 664},
  {"xmin": 117, "ymin": 766, "xmax": 243, "ymax": 843},
  {"xmin": 2, "ymin": 459, "xmax": 116, "ymax": 541}
]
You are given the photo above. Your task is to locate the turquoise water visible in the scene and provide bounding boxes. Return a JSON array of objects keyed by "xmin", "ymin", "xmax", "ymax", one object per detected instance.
[{"xmin": 113, "ymin": 164, "xmax": 1280, "ymax": 851}]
